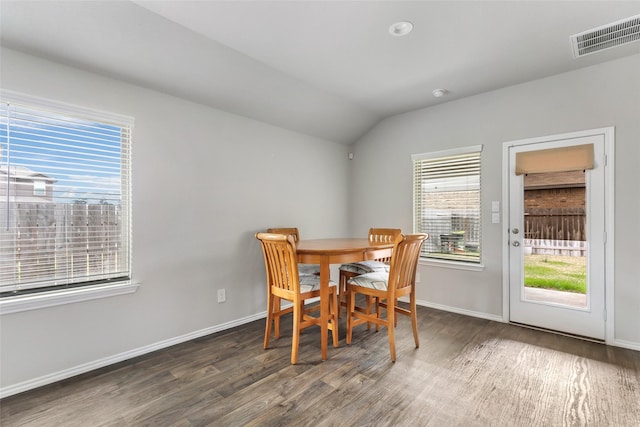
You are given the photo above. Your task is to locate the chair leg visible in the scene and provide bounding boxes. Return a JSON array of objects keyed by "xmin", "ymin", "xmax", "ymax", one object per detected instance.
[
  {"xmin": 394, "ymin": 298, "xmax": 399, "ymax": 327},
  {"xmin": 273, "ymin": 296, "xmax": 281, "ymax": 339},
  {"xmin": 375, "ymin": 297, "xmax": 382, "ymax": 332},
  {"xmin": 387, "ymin": 305, "xmax": 396, "ymax": 362},
  {"xmin": 338, "ymin": 271, "xmax": 346, "ymax": 318},
  {"xmin": 365, "ymin": 296, "xmax": 373, "ymax": 330},
  {"xmin": 339, "ymin": 271, "xmax": 354, "ymax": 319},
  {"xmin": 331, "ymin": 289, "xmax": 339, "ymax": 348},
  {"xmin": 410, "ymin": 293, "xmax": 420, "ymax": 348},
  {"xmin": 299, "ymin": 302, "xmax": 305, "ymax": 324},
  {"xmin": 291, "ymin": 301, "xmax": 301, "ymax": 365},
  {"xmin": 346, "ymin": 288, "xmax": 355, "ymax": 344},
  {"xmin": 264, "ymin": 292, "xmax": 273, "ymax": 349}
]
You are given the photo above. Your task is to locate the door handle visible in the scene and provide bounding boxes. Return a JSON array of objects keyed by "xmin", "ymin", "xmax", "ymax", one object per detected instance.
[{"xmin": 512, "ymin": 241, "xmax": 520, "ymax": 247}]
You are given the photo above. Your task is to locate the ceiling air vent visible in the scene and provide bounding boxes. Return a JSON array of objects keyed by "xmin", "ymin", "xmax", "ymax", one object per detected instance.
[{"xmin": 571, "ymin": 14, "xmax": 640, "ymax": 58}]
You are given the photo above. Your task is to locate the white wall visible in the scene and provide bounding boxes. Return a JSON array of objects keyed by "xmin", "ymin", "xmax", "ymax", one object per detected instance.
[
  {"xmin": 0, "ymin": 48, "xmax": 351, "ymax": 393},
  {"xmin": 349, "ymin": 54, "xmax": 640, "ymax": 347}
]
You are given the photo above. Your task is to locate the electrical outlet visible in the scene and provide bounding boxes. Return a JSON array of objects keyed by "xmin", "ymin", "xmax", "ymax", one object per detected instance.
[
  {"xmin": 415, "ymin": 272, "xmax": 421, "ymax": 283},
  {"xmin": 217, "ymin": 288, "xmax": 226, "ymax": 303}
]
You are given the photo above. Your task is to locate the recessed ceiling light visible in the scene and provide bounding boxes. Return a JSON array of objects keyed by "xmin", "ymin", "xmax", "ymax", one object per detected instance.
[
  {"xmin": 389, "ymin": 21, "xmax": 413, "ymax": 37},
  {"xmin": 432, "ymin": 89, "xmax": 448, "ymax": 98}
]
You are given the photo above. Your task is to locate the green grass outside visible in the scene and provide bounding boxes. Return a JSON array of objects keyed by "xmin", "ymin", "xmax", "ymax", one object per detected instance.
[{"xmin": 524, "ymin": 254, "xmax": 586, "ymax": 294}]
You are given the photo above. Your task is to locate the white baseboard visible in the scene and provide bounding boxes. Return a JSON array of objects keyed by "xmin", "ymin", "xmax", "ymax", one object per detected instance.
[
  {"xmin": 408, "ymin": 297, "xmax": 505, "ymax": 323},
  {"xmin": 0, "ymin": 311, "xmax": 266, "ymax": 399},
  {"xmin": 613, "ymin": 339, "xmax": 640, "ymax": 352}
]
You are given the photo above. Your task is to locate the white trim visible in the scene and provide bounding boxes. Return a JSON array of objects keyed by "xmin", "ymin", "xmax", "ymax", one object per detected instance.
[
  {"xmin": 406, "ymin": 297, "xmax": 504, "ymax": 323},
  {"xmin": 502, "ymin": 139, "xmax": 511, "ymax": 322},
  {"xmin": 501, "ymin": 127, "xmax": 615, "ymax": 341},
  {"xmin": 0, "ymin": 281, "xmax": 140, "ymax": 315},
  {"xmin": 0, "ymin": 89, "xmax": 135, "ymax": 127},
  {"xmin": 0, "ymin": 310, "xmax": 266, "ymax": 399},
  {"xmin": 603, "ymin": 127, "xmax": 615, "ymax": 346},
  {"xmin": 411, "ymin": 144, "xmax": 483, "ymax": 161},
  {"xmin": 418, "ymin": 258, "xmax": 485, "ymax": 272},
  {"xmin": 613, "ymin": 339, "xmax": 640, "ymax": 352}
]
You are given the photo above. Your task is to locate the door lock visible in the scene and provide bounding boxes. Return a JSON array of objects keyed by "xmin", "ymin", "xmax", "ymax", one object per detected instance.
[{"xmin": 512, "ymin": 228, "xmax": 519, "ymax": 234}]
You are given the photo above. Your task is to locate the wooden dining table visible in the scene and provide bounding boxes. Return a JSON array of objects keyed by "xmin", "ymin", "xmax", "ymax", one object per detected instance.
[{"xmin": 296, "ymin": 238, "xmax": 394, "ymax": 360}]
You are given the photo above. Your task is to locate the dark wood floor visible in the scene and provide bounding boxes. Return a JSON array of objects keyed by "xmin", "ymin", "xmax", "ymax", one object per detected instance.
[{"xmin": 2, "ymin": 304, "xmax": 639, "ymax": 426}]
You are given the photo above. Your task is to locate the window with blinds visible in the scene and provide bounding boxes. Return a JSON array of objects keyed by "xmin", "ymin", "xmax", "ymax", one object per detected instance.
[
  {"xmin": 0, "ymin": 91, "xmax": 133, "ymax": 296},
  {"xmin": 412, "ymin": 145, "xmax": 482, "ymax": 263}
]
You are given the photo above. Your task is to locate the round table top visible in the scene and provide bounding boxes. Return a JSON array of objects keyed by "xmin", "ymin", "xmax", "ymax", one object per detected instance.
[{"xmin": 297, "ymin": 238, "xmax": 392, "ymax": 254}]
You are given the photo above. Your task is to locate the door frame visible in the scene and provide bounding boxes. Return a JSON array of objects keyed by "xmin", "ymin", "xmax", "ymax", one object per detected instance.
[{"xmin": 501, "ymin": 127, "xmax": 615, "ymax": 344}]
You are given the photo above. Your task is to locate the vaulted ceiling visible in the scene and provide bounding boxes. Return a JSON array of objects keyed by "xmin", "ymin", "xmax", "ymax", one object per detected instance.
[{"xmin": 1, "ymin": 1, "xmax": 639, "ymax": 144}]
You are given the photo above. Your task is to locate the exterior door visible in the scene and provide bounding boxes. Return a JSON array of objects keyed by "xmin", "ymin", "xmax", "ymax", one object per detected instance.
[{"xmin": 506, "ymin": 131, "xmax": 607, "ymax": 340}]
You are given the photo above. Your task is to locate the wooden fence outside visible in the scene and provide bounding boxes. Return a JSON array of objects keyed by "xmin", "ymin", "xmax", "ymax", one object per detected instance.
[
  {"xmin": 524, "ymin": 207, "xmax": 586, "ymax": 241},
  {"xmin": 0, "ymin": 202, "xmax": 123, "ymax": 289}
]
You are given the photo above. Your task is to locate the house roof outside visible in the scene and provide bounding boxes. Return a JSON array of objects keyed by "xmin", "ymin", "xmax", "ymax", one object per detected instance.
[{"xmin": 0, "ymin": 165, "xmax": 57, "ymax": 183}]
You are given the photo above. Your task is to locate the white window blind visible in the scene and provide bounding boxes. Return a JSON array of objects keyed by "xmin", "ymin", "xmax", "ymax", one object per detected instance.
[
  {"xmin": 0, "ymin": 91, "xmax": 133, "ymax": 295},
  {"xmin": 412, "ymin": 145, "xmax": 482, "ymax": 263}
]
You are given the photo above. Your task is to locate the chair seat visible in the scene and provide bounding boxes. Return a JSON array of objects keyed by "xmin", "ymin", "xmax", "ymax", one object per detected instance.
[
  {"xmin": 339, "ymin": 260, "xmax": 389, "ymax": 275},
  {"xmin": 300, "ymin": 275, "xmax": 338, "ymax": 293},
  {"xmin": 348, "ymin": 271, "xmax": 389, "ymax": 290},
  {"xmin": 298, "ymin": 264, "xmax": 321, "ymax": 276}
]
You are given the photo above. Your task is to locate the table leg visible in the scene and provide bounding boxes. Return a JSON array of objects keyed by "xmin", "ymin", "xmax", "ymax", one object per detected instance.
[{"xmin": 319, "ymin": 257, "xmax": 330, "ymax": 360}]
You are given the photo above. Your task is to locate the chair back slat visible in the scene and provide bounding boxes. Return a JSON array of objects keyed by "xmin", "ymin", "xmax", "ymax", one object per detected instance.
[
  {"xmin": 368, "ymin": 228, "xmax": 402, "ymax": 263},
  {"xmin": 368, "ymin": 228, "xmax": 402, "ymax": 244}
]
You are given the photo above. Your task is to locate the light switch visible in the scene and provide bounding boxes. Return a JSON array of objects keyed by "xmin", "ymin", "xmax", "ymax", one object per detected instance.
[
  {"xmin": 492, "ymin": 201, "xmax": 500, "ymax": 212},
  {"xmin": 492, "ymin": 212, "xmax": 500, "ymax": 223}
]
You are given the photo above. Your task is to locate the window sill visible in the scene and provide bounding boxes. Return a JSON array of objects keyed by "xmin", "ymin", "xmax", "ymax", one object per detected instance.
[
  {"xmin": 0, "ymin": 281, "xmax": 140, "ymax": 315},
  {"xmin": 418, "ymin": 258, "xmax": 485, "ymax": 272}
]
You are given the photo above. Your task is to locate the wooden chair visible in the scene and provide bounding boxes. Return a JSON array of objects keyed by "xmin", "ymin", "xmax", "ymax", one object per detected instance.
[
  {"xmin": 338, "ymin": 228, "xmax": 402, "ymax": 321},
  {"xmin": 266, "ymin": 228, "xmax": 321, "ymax": 336},
  {"xmin": 256, "ymin": 232, "xmax": 339, "ymax": 364},
  {"xmin": 345, "ymin": 233, "xmax": 428, "ymax": 362}
]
